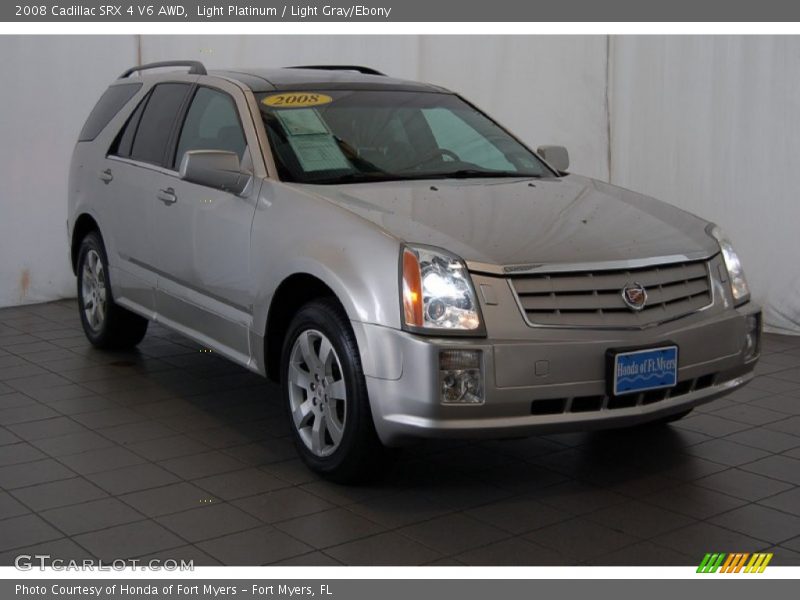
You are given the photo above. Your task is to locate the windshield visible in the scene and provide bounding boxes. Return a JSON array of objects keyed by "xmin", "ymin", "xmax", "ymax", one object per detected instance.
[{"xmin": 257, "ymin": 90, "xmax": 554, "ymax": 184}]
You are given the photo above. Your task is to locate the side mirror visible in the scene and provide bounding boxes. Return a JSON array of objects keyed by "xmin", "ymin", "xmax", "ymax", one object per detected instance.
[
  {"xmin": 537, "ymin": 145, "xmax": 569, "ymax": 173},
  {"xmin": 179, "ymin": 150, "xmax": 251, "ymax": 195}
]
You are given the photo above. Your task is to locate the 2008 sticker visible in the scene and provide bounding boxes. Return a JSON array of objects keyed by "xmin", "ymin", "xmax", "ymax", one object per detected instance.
[{"xmin": 262, "ymin": 93, "xmax": 333, "ymax": 108}]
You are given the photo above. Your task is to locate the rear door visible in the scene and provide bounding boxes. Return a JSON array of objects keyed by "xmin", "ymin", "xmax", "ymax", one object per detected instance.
[{"xmin": 105, "ymin": 82, "xmax": 193, "ymax": 312}]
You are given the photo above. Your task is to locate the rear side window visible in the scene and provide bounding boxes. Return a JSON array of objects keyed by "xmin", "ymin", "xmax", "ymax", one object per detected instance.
[
  {"xmin": 78, "ymin": 83, "xmax": 142, "ymax": 142},
  {"xmin": 130, "ymin": 83, "xmax": 191, "ymax": 166},
  {"xmin": 111, "ymin": 94, "xmax": 148, "ymax": 159},
  {"xmin": 174, "ymin": 87, "xmax": 247, "ymax": 169}
]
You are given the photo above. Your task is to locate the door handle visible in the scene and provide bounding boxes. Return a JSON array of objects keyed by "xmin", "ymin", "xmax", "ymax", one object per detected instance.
[
  {"xmin": 98, "ymin": 169, "xmax": 113, "ymax": 184},
  {"xmin": 157, "ymin": 188, "xmax": 177, "ymax": 205}
]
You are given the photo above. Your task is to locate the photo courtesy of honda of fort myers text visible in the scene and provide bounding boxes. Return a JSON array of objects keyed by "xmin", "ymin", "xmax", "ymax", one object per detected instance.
[{"xmin": 1, "ymin": 0, "xmax": 800, "ymax": 598}]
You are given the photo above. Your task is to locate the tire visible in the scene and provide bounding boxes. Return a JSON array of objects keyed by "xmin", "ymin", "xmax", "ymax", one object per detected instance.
[
  {"xmin": 76, "ymin": 231, "xmax": 148, "ymax": 350},
  {"xmin": 281, "ymin": 298, "xmax": 383, "ymax": 483}
]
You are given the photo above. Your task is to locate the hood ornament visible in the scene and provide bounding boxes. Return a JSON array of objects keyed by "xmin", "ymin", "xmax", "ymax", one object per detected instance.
[{"xmin": 621, "ymin": 282, "xmax": 647, "ymax": 311}]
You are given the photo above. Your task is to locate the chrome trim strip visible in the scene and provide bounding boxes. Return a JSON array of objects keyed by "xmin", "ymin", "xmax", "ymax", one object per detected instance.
[{"xmin": 467, "ymin": 251, "xmax": 717, "ymax": 276}]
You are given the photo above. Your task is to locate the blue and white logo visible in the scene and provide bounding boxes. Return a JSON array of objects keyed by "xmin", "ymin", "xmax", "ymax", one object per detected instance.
[{"xmin": 613, "ymin": 345, "xmax": 679, "ymax": 395}]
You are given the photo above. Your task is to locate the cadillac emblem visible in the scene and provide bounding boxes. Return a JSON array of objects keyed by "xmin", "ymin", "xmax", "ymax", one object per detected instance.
[{"xmin": 621, "ymin": 282, "xmax": 648, "ymax": 311}]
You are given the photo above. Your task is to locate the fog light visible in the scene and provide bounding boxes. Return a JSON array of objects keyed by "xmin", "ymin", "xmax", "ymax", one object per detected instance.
[
  {"xmin": 439, "ymin": 349, "xmax": 484, "ymax": 404},
  {"xmin": 744, "ymin": 313, "xmax": 761, "ymax": 361}
]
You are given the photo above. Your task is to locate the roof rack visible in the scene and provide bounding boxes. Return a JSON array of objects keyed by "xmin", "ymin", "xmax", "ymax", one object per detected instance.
[
  {"xmin": 285, "ymin": 65, "xmax": 386, "ymax": 76},
  {"xmin": 119, "ymin": 60, "xmax": 207, "ymax": 79}
]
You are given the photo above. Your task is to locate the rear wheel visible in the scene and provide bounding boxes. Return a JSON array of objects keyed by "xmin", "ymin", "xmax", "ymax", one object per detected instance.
[
  {"xmin": 77, "ymin": 231, "xmax": 148, "ymax": 350},
  {"xmin": 281, "ymin": 299, "xmax": 383, "ymax": 482}
]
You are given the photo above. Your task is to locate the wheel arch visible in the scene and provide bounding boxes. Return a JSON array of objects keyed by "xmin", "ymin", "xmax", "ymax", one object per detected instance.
[
  {"xmin": 70, "ymin": 213, "xmax": 102, "ymax": 275},
  {"xmin": 262, "ymin": 272, "xmax": 351, "ymax": 383}
]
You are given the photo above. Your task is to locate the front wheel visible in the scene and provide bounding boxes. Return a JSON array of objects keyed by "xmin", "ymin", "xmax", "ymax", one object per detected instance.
[{"xmin": 281, "ymin": 299, "xmax": 383, "ymax": 482}]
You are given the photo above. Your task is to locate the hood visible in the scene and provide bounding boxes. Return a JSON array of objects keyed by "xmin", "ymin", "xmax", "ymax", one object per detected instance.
[{"xmin": 296, "ymin": 174, "xmax": 719, "ymax": 271}]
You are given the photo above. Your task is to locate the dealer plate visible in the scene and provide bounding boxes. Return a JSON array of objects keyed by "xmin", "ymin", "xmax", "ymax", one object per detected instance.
[{"xmin": 611, "ymin": 345, "xmax": 679, "ymax": 396}]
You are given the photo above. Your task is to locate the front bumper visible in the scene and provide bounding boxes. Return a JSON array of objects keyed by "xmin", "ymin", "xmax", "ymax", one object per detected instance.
[{"xmin": 353, "ymin": 304, "xmax": 761, "ymax": 446}]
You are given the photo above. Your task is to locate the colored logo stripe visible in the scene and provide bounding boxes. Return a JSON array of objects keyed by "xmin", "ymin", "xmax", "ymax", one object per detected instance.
[{"xmin": 697, "ymin": 553, "xmax": 773, "ymax": 573}]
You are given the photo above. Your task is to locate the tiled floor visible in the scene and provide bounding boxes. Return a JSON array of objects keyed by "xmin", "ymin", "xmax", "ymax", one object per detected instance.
[{"xmin": 1, "ymin": 299, "xmax": 800, "ymax": 566}]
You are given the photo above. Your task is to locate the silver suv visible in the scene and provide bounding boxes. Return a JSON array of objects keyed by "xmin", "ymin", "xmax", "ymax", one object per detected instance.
[{"xmin": 68, "ymin": 62, "xmax": 761, "ymax": 481}]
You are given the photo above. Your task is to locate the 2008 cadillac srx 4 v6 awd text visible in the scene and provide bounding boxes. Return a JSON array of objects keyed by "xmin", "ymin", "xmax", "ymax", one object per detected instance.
[{"xmin": 68, "ymin": 61, "xmax": 761, "ymax": 481}]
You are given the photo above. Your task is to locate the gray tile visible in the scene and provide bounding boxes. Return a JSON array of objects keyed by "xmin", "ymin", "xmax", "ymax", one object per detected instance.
[
  {"xmin": 234, "ymin": 488, "xmax": 335, "ymax": 523},
  {"xmin": 31, "ymin": 431, "xmax": 115, "ymax": 456},
  {"xmin": 0, "ymin": 427, "xmax": 20, "ymax": 446},
  {"xmin": 588, "ymin": 540, "xmax": 694, "ymax": 566},
  {"xmin": 711, "ymin": 404, "xmax": 789, "ymax": 426},
  {"xmin": 398, "ymin": 513, "xmax": 507, "ymax": 555},
  {"xmin": 87, "ymin": 463, "xmax": 180, "ymax": 495},
  {"xmin": 7, "ymin": 416, "xmax": 88, "ymax": 441},
  {"xmin": 158, "ymin": 451, "xmax": 246, "ymax": 480},
  {"xmin": 0, "ymin": 491, "xmax": 29, "ymax": 520},
  {"xmin": 710, "ymin": 504, "xmax": 800, "ymax": 544},
  {"xmin": 0, "ymin": 404, "xmax": 60, "ymax": 425},
  {"xmin": 0, "ymin": 392, "xmax": 36, "ymax": 409},
  {"xmin": 740, "ymin": 455, "xmax": 800, "ymax": 485},
  {"xmin": 673, "ymin": 414, "xmax": 752, "ymax": 437},
  {"xmin": 197, "ymin": 525, "xmax": 312, "ymax": 565},
  {"xmin": 60, "ymin": 445, "xmax": 146, "ymax": 475},
  {"xmin": 696, "ymin": 468, "xmax": 794, "ymax": 501},
  {"xmin": 465, "ymin": 495, "xmax": 572, "ymax": 535},
  {"xmin": 653, "ymin": 522, "xmax": 769, "ymax": 557},
  {"xmin": 97, "ymin": 421, "xmax": 177, "ymax": 444},
  {"xmin": 40, "ymin": 497, "xmax": 145, "ymax": 536},
  {"xmin": 272, "ymin": 551, "xmax": 341, "ymax": 566},
  {"xmin": 587, "ymin": 500, "xmax": 696, "ymax": 538},
  {"xmin": 344, "ymin": 491, "xmax": 450, "ymax": 528},
  {"xmin": 157, "ymin": 503, "xmax": 261, "ymax": 543},
  {"xmin": 457, "ymin": 537, "xmax": 568, "ymax": 566},
  {"xmin": 193, "ymin": 468, "xmax": 288, "ymax": 501},
  {"xmin": 326, "ymin": 531, "xmax": 441, "ymax": 566},
  {"xmin": 276, "ymin": 508, "xmax": 386, "ymax": 549},
  {"xmin": 758, "ymin": 487, "xmax": 800, "ymax": 517},
  {"xmin": 0, "ymin": 514, "xmax": 63, "ymax": 552},
  {"xmin": 0, "ymin": 538, "xmax": 93, "ymax": 566},
  {"xmin": 74, "ymin": 520, "xmax": 185, "ymax": 559},
  {"xmin": 0, "ymin": 442, "xmax": 46, "ymax": 467},
  {"xmin": 683, "ymin": 439, "xmax": 771, "ymax": 467},
  {"xmin": 126, "ymin": 435, "xmax": 209, "ymax": 461},
  {"xmin": 0, "ymin": 458, "xmax": 75, "ymax": 489},
  {"xmin": 120, "ymin": 482, "xmax": 217, "ymax": 517},
  {"xmin": 73, "ymin": 407, "xmax": 147, "ymax": 429},
  {"xmin": 48, "ymin": 395, "xmax": 119, "ymax": 416},
  {"xmin": 724, "ymin": 427, "xmax": 800, "ymax": 453},
  {"xmin": 528, "ymin": 517, "xmax": 639, "ymax": 561},
  {"xmin": 11, "ymin": 477, "xmax": 107, "ymax": 512},
  {"xmin": 641, "ymin": 483, "xmax": 748, "ymax": 519},
  {"xmin": 752, "ymin": 395, "xmax": 800, "ymax": 415}
]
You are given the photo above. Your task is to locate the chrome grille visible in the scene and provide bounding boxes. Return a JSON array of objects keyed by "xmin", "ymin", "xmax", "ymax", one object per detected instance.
[{"xmin": 510, "ymin": 259, "xmax": 712, "ymax": 328}]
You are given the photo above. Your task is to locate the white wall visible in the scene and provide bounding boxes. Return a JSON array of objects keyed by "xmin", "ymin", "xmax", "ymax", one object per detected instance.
[
  {"xmin": 0, "ymin": 36, "xmax": 137, "ymax": 306},
  {"xmin": 0, "ymin": 35, "xmax": 797, "ymax": 333},
  {"xmin": 610, "ymin": 37, "xmax": 800, "ymax": 333}
]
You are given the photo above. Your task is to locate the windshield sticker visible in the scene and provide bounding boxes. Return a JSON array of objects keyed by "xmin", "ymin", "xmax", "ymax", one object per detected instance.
[
  {"xmin": 289, "ymin": 134, "xmax": 351, "ymax": 172},
  {"xmin": 262, "ymin": 92, "xmax": 333, "ymax": 108},
  {"xmin": 275, "ymin": 108, "xmax": 330, "ymax": 136}
]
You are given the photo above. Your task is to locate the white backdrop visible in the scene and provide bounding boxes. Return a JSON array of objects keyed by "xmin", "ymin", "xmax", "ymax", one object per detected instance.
[{"xmin": 0, "ymin": 35, "xmax": 797, "ymax": 333}]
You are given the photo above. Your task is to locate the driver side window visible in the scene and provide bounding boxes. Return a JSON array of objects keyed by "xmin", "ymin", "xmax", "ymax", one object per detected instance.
[{"xmin": 174, "ymin": 87, "xmax": 247, "ymax": 169}]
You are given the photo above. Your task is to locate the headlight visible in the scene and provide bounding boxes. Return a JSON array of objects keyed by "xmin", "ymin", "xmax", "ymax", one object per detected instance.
[
  {"xmin": 401, "ymin": 245, "xmax": 483, "ymax": 333},
  {"xmin": 708, "ymin": 224, "xmax": 750, "ymax": 305}
]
